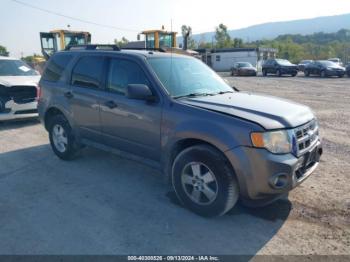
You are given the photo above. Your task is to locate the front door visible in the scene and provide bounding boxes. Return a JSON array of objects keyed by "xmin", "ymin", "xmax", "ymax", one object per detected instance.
[{"xmin": 99, "ymin": 57, "xmax": 162, "ymax": 161}]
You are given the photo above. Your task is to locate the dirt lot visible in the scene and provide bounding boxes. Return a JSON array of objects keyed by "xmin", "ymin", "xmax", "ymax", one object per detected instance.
[{"xmin": 0, "ymin": 74, "xmax": 349, "ymax": 256}]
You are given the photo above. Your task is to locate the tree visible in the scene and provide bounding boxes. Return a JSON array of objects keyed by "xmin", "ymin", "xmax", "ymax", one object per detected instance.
[
  {"xmin": 0, "ymin": 45, "xmax": 9, "ymax": 56},
  {"xmin": 114, "ymin": 37, "xmax": 129, "ymax": 48},
  {"xmin": 233, "ymin": 38, "xmax": 244, "ymax": 48},
  {"xmin": 214, "ymin": 24, "xmax": 232, "ymax": 48},
  {"xmin": 181, "ymin": 25, "xmax": 196, "ymax": 49}
]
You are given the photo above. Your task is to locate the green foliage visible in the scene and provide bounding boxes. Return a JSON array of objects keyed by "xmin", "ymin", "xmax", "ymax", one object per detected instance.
[
  {"xmin": 246, "ymin": 29, "xmax": 350, "ymax": 63},
  {"xmin": 181, "ymin": 25, "xmax": 197, "ymax": 49},
  {"xmin": 0, "ymin": 45, "xmax": 9, "ymax": 56},
  {"xmin": 215, "ymin": 24, "xmax": 231, "ymax": 48},
  {"xmin": 22, "ymin": 54, "xmax": 44, "ymax": 63},
  {"xmin": 114, "ymin": 37, "xmax": 129, "ymax": 48}
]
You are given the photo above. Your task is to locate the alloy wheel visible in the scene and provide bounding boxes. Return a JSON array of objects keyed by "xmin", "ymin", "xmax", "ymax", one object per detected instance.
[{"xmin": 181, "ymin": 162, "xmax": 218, "ymax": 205}]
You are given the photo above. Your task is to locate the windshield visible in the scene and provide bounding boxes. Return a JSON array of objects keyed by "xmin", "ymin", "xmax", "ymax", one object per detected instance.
[
  {"xmin": 0, "ymin": 59, "xmax": 39, "ymax": 76},
  {"xmin": 237, "ymin": 62, "xmax": 252, "ymax": 68},
  {"xmin": 276, "ymin": 59, "xmax": 293, "ymax": 66},
  {"xmin": 148, "ymin": 57, "xmax": 233, "ymax": 97}
]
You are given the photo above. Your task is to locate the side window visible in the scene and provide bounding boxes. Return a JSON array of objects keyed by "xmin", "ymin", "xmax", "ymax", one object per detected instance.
[
  {"xmin": 71, "ymin": 56, "xmax": 105, "ymax": 89},
  {"xmin": 107, "ymin": 59, "xmax": 150, "ymax": 95},
  {"xmin": 216, "ymin": 55, "xmax": 221, "ymax": 62},
  {"xmin": 42, "ymin": 54, "xmax": 73, "ymax": 82}
]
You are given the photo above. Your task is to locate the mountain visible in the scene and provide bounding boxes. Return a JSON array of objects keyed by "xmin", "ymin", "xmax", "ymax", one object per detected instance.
[{"xmin": 188, "ymin": 13, "xmax": 350, "ymax": 43}]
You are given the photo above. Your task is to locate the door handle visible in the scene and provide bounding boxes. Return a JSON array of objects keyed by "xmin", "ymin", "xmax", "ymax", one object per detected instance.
[
  {"xmin": 64, "ymin": 91, "xmax": 74, "ymax": 99},
  {"xmin": 105, "ymin": 100, "xmax": 118, "ymax": 109}
]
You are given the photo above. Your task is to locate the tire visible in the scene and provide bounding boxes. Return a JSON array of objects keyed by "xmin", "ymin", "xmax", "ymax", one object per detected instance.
[
  {"xmin": 262, "ymin": 69, "xmax": 267, "ymax": 76},
  {"xmin": 304, "ymin": 70, "xmax": 310, "ymax": 77},
  {"xmin": 48, "ymin": 114, "xmax": 78, "ymax": 160},
  {"xmin": 171, "ymin": 145, "xmax": 239, "ymax": 217},
  {"xmin": 292, "ymin": 73, "xmax": 297, "ymax": 77},
  {"xmin": 320, "ymin": 70, "xmax": 327, "ymax": 78},
  {"xmin": 276, "ymin": 69, "xmax": 282, "ymax": 77}
]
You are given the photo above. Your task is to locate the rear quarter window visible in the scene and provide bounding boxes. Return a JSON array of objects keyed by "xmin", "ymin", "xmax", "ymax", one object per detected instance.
[{"xmin": 42, "ymin": 54, "xmax": 74, "ymax": 82}]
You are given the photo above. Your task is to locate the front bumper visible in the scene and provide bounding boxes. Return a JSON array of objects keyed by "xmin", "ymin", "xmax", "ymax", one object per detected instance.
[
  {"xmin": 281, "ymin": 68, "xmax": 298, "ymax": 75},
  {"xmin": 326, "ymin": 70, "xmax": 345, "ymax": 77},
  {"xmin": 0, "ymin": 99, "xmax": 38, "ymax": 121},
  {"xmin": 225, "ymin": 140, "xmax": 322, "ymax": 201},
  {"xmin": 238, "ymin": 70, "xmax": 257, "ymax": 76}
]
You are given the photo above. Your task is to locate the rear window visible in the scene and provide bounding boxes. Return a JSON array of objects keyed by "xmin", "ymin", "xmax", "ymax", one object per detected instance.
[{"xmin": 42, "ymin": 54, "xmax": 73, "ymax": 82}]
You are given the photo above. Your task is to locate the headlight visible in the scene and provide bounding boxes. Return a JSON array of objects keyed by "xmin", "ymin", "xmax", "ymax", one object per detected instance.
[{"xmin": 251, "ymin": 130, "xmax": 292, "ymax": 154}]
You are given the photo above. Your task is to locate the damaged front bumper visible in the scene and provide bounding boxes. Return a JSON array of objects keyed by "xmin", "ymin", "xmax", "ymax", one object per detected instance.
[{"xmin": 0, "ymin": 99, "xmax": 38, "ymax": 121}]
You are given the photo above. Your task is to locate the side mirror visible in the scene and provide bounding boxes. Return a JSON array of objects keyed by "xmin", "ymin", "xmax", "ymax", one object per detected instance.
[{"xmin": 126, "ymin": 84, "xmax": 155, "ymax": 101}]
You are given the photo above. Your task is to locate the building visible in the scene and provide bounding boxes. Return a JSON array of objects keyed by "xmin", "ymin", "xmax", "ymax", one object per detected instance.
[{"xmin": 196, "ymin": 47, "xmax": 277, "ymax": 72}]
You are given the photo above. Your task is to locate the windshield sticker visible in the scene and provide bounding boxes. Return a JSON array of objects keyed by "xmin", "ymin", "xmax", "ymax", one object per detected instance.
[{"xmin": 18, "ymin": 66, "xmax": 31, "ymax": 72}]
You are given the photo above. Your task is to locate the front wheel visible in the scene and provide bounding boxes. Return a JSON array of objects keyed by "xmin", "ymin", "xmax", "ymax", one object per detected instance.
[
  {"xmin": 48, "ymin": 114, "xmax": 78, "ymax": 160},
  {"xmin": 276, "ymin": 69, "xmax": 282, "ymax": 77},
  {"xmin": 304, "ymin": 70, "xmax": 310, "ymax": 77},
  {"xmin": 320, "ymin": 70, "xmax": 327, "ymax": 78},
  {"xmin": 171, "ymin": 145, "xmax": 239, "ymax": 217},
  {"xmin": 262, "ymin": 69, "xmax": 267, "ymax": 76}
]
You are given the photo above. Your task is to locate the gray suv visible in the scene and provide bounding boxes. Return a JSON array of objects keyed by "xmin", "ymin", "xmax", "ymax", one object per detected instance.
[{"xmin": 38, "ymin": 46, "xmax": 323, "ymax": 217}]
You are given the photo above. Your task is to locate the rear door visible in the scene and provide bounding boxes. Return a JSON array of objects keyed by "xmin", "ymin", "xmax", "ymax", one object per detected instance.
[
  {"xmin": 69, "ymin": 55, "xmax": 107, "ymax": 141},
  {"xmin": 99, "ymin": 57, "xmax": 162, "ymax": 161}
]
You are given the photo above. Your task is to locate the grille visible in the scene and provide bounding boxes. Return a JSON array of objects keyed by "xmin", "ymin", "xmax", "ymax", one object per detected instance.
[
  {"xmin": 294, "ymin": 119, "xmax": 319, "ymax": 156},
  {"xmin": 7, "ymin": 86, "xmax": 37, "ymax": 104}
]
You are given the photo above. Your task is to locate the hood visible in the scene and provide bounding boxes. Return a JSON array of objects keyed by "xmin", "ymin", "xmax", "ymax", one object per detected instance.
[
  {"xmin": 280, "ymin": 64, "xmax": 297, "ymax": 68},
  {"xmin": 180, "ymin": 92, "xmax": 314, "ymax": 130},
  {"xmin": 0, "ymin": 76, "xmax": 41, "ymax": 87},
  {"xmin": 327, "ymin": 65, "xmax": 345, "ymax": 70}
]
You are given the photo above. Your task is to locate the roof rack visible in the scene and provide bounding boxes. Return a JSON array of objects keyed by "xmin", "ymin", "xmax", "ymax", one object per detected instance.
[
  {"xmin": 65, "ymin": 44, "xmax": 120, "ymax": 51},
  {"xmin": 121, "ymin": 47, "xmax": 166, "ymax": 53}
]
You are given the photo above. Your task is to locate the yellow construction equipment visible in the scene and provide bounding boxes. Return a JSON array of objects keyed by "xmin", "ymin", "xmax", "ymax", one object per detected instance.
[
  {"xmin": 139, "ymin": 28, "xmax": 197, "ymax": 56},
  {"xmin": 140, "ymin": 29, "xmax": 177, "ymax": 49},
  {"xmin": 40, "ymin": 29, "xmax": 91, "ymax": 59}
]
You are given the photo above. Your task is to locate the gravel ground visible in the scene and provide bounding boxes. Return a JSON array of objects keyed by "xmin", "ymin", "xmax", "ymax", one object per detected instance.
[{"xmin": 0, "ymin": 74, "xmax": 349, "ymax": 256}]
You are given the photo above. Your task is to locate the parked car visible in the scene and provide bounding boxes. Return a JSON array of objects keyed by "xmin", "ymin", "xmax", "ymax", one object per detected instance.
[
  {"xmin": 298, "ymin": 60, "xmax": 313, "ymax": 72},
  {"xmin": 38, "ymin": 46, "xmax": 323, "ymax": 217},
  {"xmin": 304, "ymin": 60, "xmax": 346, "ymax": 78},
  {"xmin": 328, "ymin": 58, "xmax": 343, "ymax": 67},
  {"xmin": 0, "ymin": 56, "xmax": 40, "ymax": 121},
  {"xmin": 262, "ymin": 59, "xmax": 298, "ymax": 77},
  {"xmin": 231, "ymin": 62, "xmax": 257, "ymax": 76},
  {"xmin": 346, "ymin": 64, "xmax": 350, "ymax": 77}
]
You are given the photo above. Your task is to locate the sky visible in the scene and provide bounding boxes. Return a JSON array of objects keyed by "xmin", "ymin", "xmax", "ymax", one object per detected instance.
[{"xmin": 1, "ymin": 0, "xmax": 350, "ymax": 58}]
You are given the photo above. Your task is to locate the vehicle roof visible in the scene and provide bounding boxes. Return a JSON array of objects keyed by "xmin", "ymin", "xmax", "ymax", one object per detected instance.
[
  {"xmin": 0, "ymin": 56, "xmax": 18, "ymax": 60},
  {"xmin": 56, "ymin": 49, "xmax": 190, "ymax": 59}
]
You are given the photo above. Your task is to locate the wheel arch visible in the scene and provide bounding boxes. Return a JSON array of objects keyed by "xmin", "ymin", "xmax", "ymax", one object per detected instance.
[
  {"xmin": 163, "ymin": 138, "xmax": 238, "ymax": 186},
  {"xmin": 44, "ymin": 106, "xmax": 70, "ymax": 131}
]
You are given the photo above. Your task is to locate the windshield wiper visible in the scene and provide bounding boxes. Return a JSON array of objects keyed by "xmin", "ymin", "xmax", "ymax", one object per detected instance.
[{"xmin": 173, "ymin": 92, "xmax": 215, "ymax": 99}]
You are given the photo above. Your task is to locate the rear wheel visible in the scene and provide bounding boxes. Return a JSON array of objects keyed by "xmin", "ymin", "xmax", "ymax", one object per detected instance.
[
  {"xmin": 262, "ymin": 69, "xmax": 267, "ymax": 76},
  {"xmin": 48, "ymin": 114, "xmax": 78, "ymax": 160},
  {"xmin": 276, "ymin": 69, "xmax": 282, "ymax": 77},
  {"xmin": 321, "ymin": 70, "xmax": 327, "ymax": 78},
  {"xmin": 304, "ymin": 70, "xmax": 310, "ymax": 77},
  {"xmin": 172, "ymin": 145, "xmax": 239, "ymax": 217}
]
